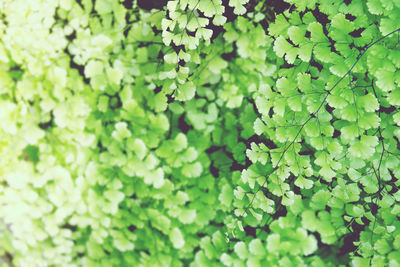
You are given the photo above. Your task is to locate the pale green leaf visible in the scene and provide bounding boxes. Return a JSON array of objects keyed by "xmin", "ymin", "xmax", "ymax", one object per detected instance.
[
  {"xmin": 248, "ymin": 239, "xmax": 265, "ymax": 257},
  {"xmin": 388, "ymin": 89, "xmax": 400, "ymax": 106},
  {"xmin": 179, "ymin": 209, "xmax": 196, "ymax": 224},
  {"xmin": 213, "ymin": 14, "xmax": 227, "ymax": 26},
  {"xmin": 234, "ymin": 241, "xmax": 248, "ymax": 260},
  {"xmin": 176, "ymin": 81, "xmax": 196, "ymax": 101},
  {"xmin": 170, "ymin": 227, "xmax": 185, "ymax": 248},
  {"xmin": 181, "ymin": 162, "xmax": 203, "ymax": 177}
]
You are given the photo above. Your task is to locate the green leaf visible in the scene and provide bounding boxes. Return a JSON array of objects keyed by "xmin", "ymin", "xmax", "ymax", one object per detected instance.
[
  {"xmin": 341, "ymin": 124, "xmax": 359, "ymax": 141},
  {"xmin": 308, "ymin": 22, "xmax": 329, "ymax": 42},
  {"xmin": 234, "ymin": 241, "xmax": 248, "ymax": 260},
  {"xmin": 310, "ymin": 136, "xmax": 326, "ymax": 150},
  {"xmin": 164, "ymin": 53, "xmax": 179, "ymax": 64},
  {"xmin": 174, "ymin": 133, "xmax": 188, "ymax": 152},
  {"xmin": 255, "ymin": 96, "xmax": 271, "ymax": 117},
  {"xmin": 167, "ymin": 0, "xmax": 178, "ymax": 11},
  {"xmin": 302, "ymin": 232, "xmax": 318, "ymax": 256},
  {"xmin": 219, "ymin": 184, "xmax": 234, "ymax": 206},
  {"xmin": 208, "ymin": 57, "xmax": 228, "ymax": 74},
  {"xmin": 148, "ymin": 209, "xmax": 171, "ymax": 234},
  {"xmin": 380, "ymin": 17, "xmax": 399, "ymax": 36},
  {"xmin": 297, "ymin": 73, "xmax": 311, "ymax": 91},
  {"xmin": 169, "ymin": 227, "xmax": 185, "ymax": 249},
  {"xmin": 327, "ymin": 141, "xmax": 343, "ymax": 156},
  {"xmin": 187, "ymin": 17, "xmax": 209, "ymax": 32},
  {"xmin": 196, "ymin": 28, "xmax": 213, "ymax": 41},
  {"xmin": 85, "ymin": 60, "xmax": 104, "ymax": 78},
  {"xmin": 374, "ymin": 239, "xmax": 391, "ymax": 255},
  {"xmin": 269, "ymin": 14, "xmax": 290, "ymax": 37},
  {"xmin": 253, "ymin": 191, "xmax": 274, "ymax": 213},
  {"xmin": 327, "ymin": 94, "xmax": 348, "ymax": 109},
  {"xmin": 349, "ymin": 136, "xmax": 378, "ymax": 159},
  {"xmin": 294, "ymin": 175, "xmax": 313, "ymax": 189},
  {"xmin": 349, "ymin": 141, "xmax": 373, "ymax": 159},
  {"xmin": 348, "ymin": 168, "xmax": 361, "ymax": 182},
  {"xmin": 301, "ymin": 210, "xmax": 318, "ymax": 232},
  {"xmin": 212, "ymin": 231, "xmax": 227, "ymax": 251},
  {"xmin": 388, "ymin": 89, "xmax": 400, "ymax": 106},
  {"xmin": 318, "ymin": 219, "xmax": 336, "ymax": 240},
  {"xmin": 311, "ymin": 190, "xmax": 331, "ymax": 210},
  {"xmin": 357, "ymin": 94, "xmax": 379, "ymax": 112},
  {"xmin": 145, "ymin": 168, "xmax": 165, "ymax": 188},
  {"xmin": 319, "ymin": 164, "xmax": 336, "ymax": 182},
  {"xmin": 341, "ymin": 105, "xmax": 358, "ymax": 122},
  {"xmin": 253, "ymin": 118, "xmax": 268, "ymax": 135},
  {"xmin": 178, "ymin": 50, "xmax": 191, "ymax": 62},
  {"xmin": 176, "ymin": 81, "xmax": 196, "ymax": 101},
  {"xmin": 274, "ymin": 98, "xmax": 286, "ymax": 117},
  {"xmin": 304, "ymin": 119, "xmax": 320, "ymax": 137},
  {"xmin": 394, "ymin": 111, "xmax": 400, "ymax": 124},
  {"xmin": 273, "ymin": 36, "xmax": 292, "ymax": 58},
  {"xmin": 360, "ymin": 175, "xmax": 378, "ymax": 194},
  {"xmin": 352, "ymin": 257, "xmax": 371, "ymax": 267},
  {"xmin": 149, "ymin": 93, "xmax": 168, "ymax": 112},
  {"xmin": 213, "ymin": 14, "xmax": 227, "ymax": 26},
  {"xmin": 362, "ymin": 135, "xmax": 378, "ymax": 147},
  {"xmin": 288, "ymin": 25, "xmax": 306, "ymax": 45},
  {"xmin": 181, "ymin": 162, "xmax": 203, "ymax": 177},
  {"xmin": 220, "ymin": 253, "xmax": 233, "ymax": 266},
  {"xmin": 285, "ymin": 46, "xmax": 299, "ymax": 64},
  {"xmin": 104, "ymin": 190, "xmax": 125, "ymax": 206},
  {"xmin": 178, "ymin": 209, "xmax": 196, "ymax": 224},
  {"xmin": 358, "ymin": 113, "xmax": 380, "ymax": 130},
  {"xmin": 113, "ymin": 236, "xmax": 134, "ymax": 252},
  {"xmin": 282, "ymin": 191, "xmax": 295, "ymax": 206},
  {"xmin": 229, "ymin": 0, "xmax": 249, "ymax": 15},
  {"xmin": 24, "ymin": 145, "xmax": 39, "ymax": 163},
  {"xmin": 287, "ymin": 95, "xmax": 302, "ymax": 111},
  {"xmin": 313, "ymin": 44, "xmax": 334, "ymax": 63},
  {"xmin": 331, "ymin": 13, "xmax": 354, "ymax": 33},
  {"xmin": 162, "ymin": 18, "xmax": 174, "ymax": 31},
  {"xmin": 298, "ymin": 43, "xmax": 313, "ymax": 62},
  {"xmin": 199, "ymin": 0, "xmax": 223, "ymax": 17},
  {"xmin": 246, "ymin": 143, "xmax": 268, "ymax": 165},
  {"xmin": 266, "ymin": 233, "xmax": 280, "ymax": 253},
  {"xmin": 95, "ymin": 0, "xmax": 112, "ymax": 14},
  {"xmin": 367, "ymin": 0, "xmax": 384, "ymax": 15},
  {"xmin": 330, "ymin": 59, "xmax": 350, "ymax": 77},
  {"xmin": 200, "ymin": 236, "xmax": 216, "ymax": 259},
  {"xmin": 112, "ymin": 122, "xmax": 131, "ymax": 141},
  {"xmin": 248, "ymin": 239, "xmax": 265, "ymax": 257},
  {"xmin": 376, "ymin": 68, "xmax": 395, "ymax": 92},
  {"xmin": 106, "ymin": 66, "xmax": 123, "ymax": 85}
]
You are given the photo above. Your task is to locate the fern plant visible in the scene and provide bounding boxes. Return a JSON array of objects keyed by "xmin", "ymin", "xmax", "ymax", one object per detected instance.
[{"xmin": 0, "ymin": 0, "xmax": 399, "ymax": 266}]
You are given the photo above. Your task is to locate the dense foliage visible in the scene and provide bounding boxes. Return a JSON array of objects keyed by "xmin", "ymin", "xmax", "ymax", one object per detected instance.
[{"xmin": 0, "ymin": 0, "xmax": 399, "ymax": 266}]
